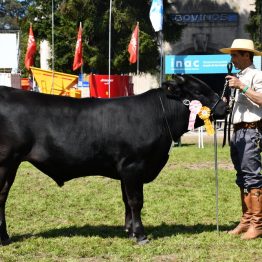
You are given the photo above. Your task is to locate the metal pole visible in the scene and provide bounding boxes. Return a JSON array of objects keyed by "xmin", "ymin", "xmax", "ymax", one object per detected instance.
[
  {"xmin": 260, "ymin": 1, "xmax": 262, "ymax": 45},
  {"xmin": 80, "ymin": 22, "xmax": 83, "ymax": 77},
  {"xmin": 51, "ymin": 0, "xmax": 54, "ymax": 94},
  {"xmin": 159, "ymin": 30, "xmax": 163, "ymax": 85},
  {"xmin": 137, "ymin": 22, "xmax": 139, "ymax": 75},
  {"xmin": 260, "ymin": 2, "xmax": 262, "ymax": 70},
  {"xmin": 214, "ymin": 120, "xmax": 219, "ymax": 232},
  {"xmin": 108, "ymin": 0, "xmax": 112, "ymax": 98}
]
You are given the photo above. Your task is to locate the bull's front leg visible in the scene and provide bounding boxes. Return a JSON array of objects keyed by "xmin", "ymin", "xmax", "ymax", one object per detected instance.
[
  {"xmin": 0, "ymin": 164, "xmax": 19, "ymax": 245},
  {"xmin": 122, "ymin": 175, "xmax": 149, "ymax": 244},
  {"xmin": 0, "ymin": 203, "xmax": 10, "ymax": 245}
]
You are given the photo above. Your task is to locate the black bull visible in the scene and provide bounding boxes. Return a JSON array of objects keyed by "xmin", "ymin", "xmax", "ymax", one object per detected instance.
[{"xmin": 0, "ymin": 75, "xmax": 227, "ymax": 245}]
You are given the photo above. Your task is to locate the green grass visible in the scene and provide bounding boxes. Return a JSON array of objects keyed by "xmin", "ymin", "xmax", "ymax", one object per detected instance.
[{"xmin": 0, "ymin": 143, "xmax": 262, "ymax": 261}]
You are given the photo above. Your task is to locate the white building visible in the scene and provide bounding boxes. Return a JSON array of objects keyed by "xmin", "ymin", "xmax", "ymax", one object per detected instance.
[
  {"xmin": 134, "ymin": 0, "xmax": 256, "ymax": 94},
  {"xmin": 0, "ymin": 30, "xmax": 21, "ymax": 88}
]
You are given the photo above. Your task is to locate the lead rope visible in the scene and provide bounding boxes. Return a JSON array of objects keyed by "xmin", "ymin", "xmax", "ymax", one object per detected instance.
[
  {"xmin": 222, "ymin": 87, "xmax": 236, "ymax": 147},
  {"xmin": 227, "ymin": 89, "xmax": 236, "ymax": 145},
  {"xmin": 159, "ymin": 95, "xmax": 175, "ymax": 144},
  {"xmin": 222, "ymin": 62, "xmax": 234, "ymax": 147},
  {"xmin": 221, "ymin": 79, "xmax": 230, "ymax": 148}
]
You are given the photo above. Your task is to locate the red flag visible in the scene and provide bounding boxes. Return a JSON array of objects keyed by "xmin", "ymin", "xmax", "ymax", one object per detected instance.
[
  {"xmin": 128, "ymin": 24, "xmax": 139, "ymax": 64},
  {"xmin": 73, "ymin": 23, "xmax": 83, "ymax": 71},
  {"xmin": 24, "ymin": 24, "xmax": 36, "ymax": 70}
]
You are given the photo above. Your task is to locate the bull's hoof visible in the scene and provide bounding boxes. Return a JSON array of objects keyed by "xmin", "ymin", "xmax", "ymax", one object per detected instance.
[
  {"xmin": 127, "ymin": 232, "xmax": 136, "ymax": 241},
  {"xmin": 125, "ymin": 228, "xmax": 139, "ymax": 241},
  {"xmin": 124, "ymin": 227, "xmax": 132, "ymax": 234},
  {"xmin": 0, "ymin": 238, "xmax": 11, "ymax": 246},
  {"xmin": 137, "ymin": 236, "xmax": 149, "ymax": 245}
]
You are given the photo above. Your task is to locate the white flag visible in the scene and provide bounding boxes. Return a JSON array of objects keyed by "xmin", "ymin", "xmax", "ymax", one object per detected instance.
[{"xmin": 149, "ymin": 0, "xmax": 163, "ymax": 32}]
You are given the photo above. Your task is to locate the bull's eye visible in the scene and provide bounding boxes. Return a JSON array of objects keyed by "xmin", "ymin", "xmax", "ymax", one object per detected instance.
[{"xmin": 194, "ymin": 89, "xmax": 201, "ymax": 95}]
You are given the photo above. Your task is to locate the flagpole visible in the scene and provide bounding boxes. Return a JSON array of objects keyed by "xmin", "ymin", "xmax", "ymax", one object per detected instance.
[
  {"xmin": 149, "ymin": 0, "xmax": 164, "ymax": 85},
  {"xmin": 73, "ymin": 22, "xmax": 83, "ymax": 73},
  {"xmin": 108, "ymin": 0, "xmax": 112, "ymax": 98},
  {"xmin": 137, "ymin": 22, "xmax": 139, "ymax": 75},
  {"xmin": 159, "ymin": 30, "xmax": 163, "ymax": 85},
  {"xmin": 51, "ymin": 0, "xmax": 54, "ymax": 94},
  {"xmin": 80, "ymin": 22, "xmax": 83, "ymax": 76}
]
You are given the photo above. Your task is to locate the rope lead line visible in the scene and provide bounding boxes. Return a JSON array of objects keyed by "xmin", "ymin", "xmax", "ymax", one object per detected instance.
[{"xmin": 159, "ymin": 95, "xmax": 175, "ymax": 144}]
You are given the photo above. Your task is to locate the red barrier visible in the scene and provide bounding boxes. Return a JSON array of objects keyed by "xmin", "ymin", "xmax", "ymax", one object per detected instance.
[
  {"xmin": 89, "ymin": 74, "xmax": 133, "ymax": 98},
  {"xmin": 21, "ymin": 78, "xmax": 31, "ymax": 91}
]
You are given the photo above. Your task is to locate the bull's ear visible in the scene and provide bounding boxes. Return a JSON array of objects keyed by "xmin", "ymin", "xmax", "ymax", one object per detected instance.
[
  {"xmin": 172, "ymin": 74, "xmax": 185, "ymax": 84},
  {"xmin": 162, "ymin": 81, "xmax": 181, "ymax": 98}
]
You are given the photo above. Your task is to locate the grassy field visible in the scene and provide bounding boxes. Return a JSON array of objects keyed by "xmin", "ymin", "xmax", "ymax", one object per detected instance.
[{"xmin": 0, "ymin": 136, "xmax": 262, "ymax": 261}]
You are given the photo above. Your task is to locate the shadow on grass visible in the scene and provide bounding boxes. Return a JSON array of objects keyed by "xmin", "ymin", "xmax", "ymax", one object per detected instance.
[
  {"xmin": 11, "ymin": 223, "xmax": 234, "ymax": 243},
  {"xmin": 174, "ymin": 143, "xmax": 196, "ymax": 147}
]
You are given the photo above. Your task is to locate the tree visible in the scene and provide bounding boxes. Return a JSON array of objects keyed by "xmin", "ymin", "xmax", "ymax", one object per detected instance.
[
  {"xmin": 245, "ymin": 0, "xmax": 262, "ymax": 50},
  {"xmin": 20, "ymin": 0, "xmax": 184, "ymax": 75},
  {"xmin": 0, "ymin": 0, "xmax": 28, "ymax": 29}
]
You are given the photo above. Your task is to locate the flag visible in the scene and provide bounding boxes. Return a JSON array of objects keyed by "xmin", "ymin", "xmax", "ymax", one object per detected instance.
[
  {"xmin": 73, "ymin": 23, "xmax": 83, "ymax": 71},
  {"xmin": 24, "ymin": 24, "xmax": 36, "ymax": 70},
  {"xmin": 128, "ymin": 23, "xmax": 139, "ymax": 64},
  {"xmin": 149, "ymin": 0, "xmax": 163, "ymax": 32}
]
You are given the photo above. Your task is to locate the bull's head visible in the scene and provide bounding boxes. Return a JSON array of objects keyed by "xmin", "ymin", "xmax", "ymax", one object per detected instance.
[{"xmin": 162, "ymin": 75, "xmax": 228, "ymax": 120}]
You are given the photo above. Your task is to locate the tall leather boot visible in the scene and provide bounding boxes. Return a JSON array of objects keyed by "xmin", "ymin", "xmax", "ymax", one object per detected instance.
[
  {"xmin": 228, "ymin": 188, "xmax": 251, "ymax": 235},
  {"xmin": 242, "ymin": 188, "xmax": 262, "ymax": 240}
]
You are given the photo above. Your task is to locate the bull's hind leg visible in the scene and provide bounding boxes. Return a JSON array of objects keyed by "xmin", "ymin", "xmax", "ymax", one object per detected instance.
[
  {"xmin": 121, "ymin": 176, "xmax": 149, "ymax": 244},
  {"xmin": 0, "ymin": 163, "xmax": 19, "ymax": 245}
]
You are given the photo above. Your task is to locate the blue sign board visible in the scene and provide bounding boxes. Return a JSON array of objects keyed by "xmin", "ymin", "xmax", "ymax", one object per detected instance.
[{"xmin": 165, "ymin": 55, "xmax": 262, "ymax": 74}]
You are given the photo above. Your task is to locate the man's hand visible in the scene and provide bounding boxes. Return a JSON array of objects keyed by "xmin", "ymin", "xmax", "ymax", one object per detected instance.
[
  {"xmin": 225, "ymin": 75, "xmax": 262, "ymax": 106},
  {"xmin": 225, "ymin": 75, "xmax": 245, "ymax": 91}
]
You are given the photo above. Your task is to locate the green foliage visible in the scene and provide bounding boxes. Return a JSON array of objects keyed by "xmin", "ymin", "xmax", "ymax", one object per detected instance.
[
  {"xmin": 17, "ymin": 0, "xmax": 183, "ymax": 75},
  {"xmin": 0, "ymin": 0, "xmax": 29, "ymax": 29},
  {"xmin": 245, "ymin": 0, "xmax": 262, "ymax": 50},
  {"xmin": 1, "ymin": 141, "xmax": 262, "ymax": 261}
]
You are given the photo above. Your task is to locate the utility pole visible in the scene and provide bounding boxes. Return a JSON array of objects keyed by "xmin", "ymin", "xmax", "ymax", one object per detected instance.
[
  {"xmin": 260, "ymin": 0, "xmax": 262, "ymax": 44},
  {"xmin": 256, "ymin": 0, "xmax": 262, "ymax": 70}
]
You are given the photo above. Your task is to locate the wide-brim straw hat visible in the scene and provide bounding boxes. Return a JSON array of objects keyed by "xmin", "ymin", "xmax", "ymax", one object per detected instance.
[{"xmin": 219, "ymin": 39, "xmax": 262, "ymax": 56}]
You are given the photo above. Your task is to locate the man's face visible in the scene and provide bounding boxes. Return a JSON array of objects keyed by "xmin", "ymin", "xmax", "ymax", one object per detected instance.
[{"xmin": 230, "ymin": 51, "xmax": 250, "ymax": 70}]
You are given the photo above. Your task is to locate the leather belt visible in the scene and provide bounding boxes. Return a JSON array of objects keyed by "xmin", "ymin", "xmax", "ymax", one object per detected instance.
[{"xmin": 233, "ymin": 120, "xmax": 262, "ymax": 132}]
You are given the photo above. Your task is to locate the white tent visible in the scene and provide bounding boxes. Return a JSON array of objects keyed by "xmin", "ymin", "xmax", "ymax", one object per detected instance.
[{"xmin": 0, "ymin": 31, "xmax": 20, "ymax": 72}]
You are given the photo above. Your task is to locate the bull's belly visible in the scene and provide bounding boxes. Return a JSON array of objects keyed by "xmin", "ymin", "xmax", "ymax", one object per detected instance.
[
  {"xmin": 26, "ymin": 143, "xmax": 170, "ymax": 186},
  {"xmin": 29, "ymin": 159, "xmax": 120, "ymax": 185}
]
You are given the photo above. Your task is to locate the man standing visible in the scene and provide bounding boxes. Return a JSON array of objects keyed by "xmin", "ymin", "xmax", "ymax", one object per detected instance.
[{"xmin": 220, "ymin": 39, "xmax": 262, "ymax": 240}]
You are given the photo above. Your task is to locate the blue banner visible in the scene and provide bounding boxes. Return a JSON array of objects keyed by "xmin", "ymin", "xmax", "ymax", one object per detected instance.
[{"xmin": 165, "ymin": 54, "xmax": 262, "ymax": 74}]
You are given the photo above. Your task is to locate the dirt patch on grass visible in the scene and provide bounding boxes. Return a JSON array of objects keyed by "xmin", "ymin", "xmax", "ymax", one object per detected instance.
[
  {"xmin": 152, "ymin": 254, "xmax": 177, "ymax": 262},
  {"xmin": 181, "ymin": 131, "xmax": 225, "ymax": 145},
  {"xmin": 167, "ymin": 161, "xmax": 234, "ymax": 171},
  {"xmin": 187, "ymin": 161, "xmax": 234, "ymax": 170}
]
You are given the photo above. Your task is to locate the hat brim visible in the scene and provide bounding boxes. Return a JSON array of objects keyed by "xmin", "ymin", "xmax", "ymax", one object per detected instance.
[{"xmin": 219, "ymin": 47, "xmax": 262, "ymax": 56}]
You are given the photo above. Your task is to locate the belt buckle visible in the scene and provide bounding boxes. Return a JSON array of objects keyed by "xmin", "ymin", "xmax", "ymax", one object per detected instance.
[{"xmin": 250, "ymin": 122, "xmax": 256, "ymax": 129}]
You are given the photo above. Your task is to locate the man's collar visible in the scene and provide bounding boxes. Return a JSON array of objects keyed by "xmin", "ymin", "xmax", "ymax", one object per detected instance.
[{"xmin": 237, "ymin": 64, "xmax": 255, "ymax": 76}]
